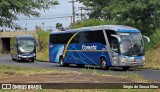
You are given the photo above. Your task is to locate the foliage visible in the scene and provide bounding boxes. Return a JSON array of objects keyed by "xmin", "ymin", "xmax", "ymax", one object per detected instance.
[
  {"xmin": 0, "ymin": 0, "xmax": 58, "ymax": 28},
  {"xmin": 78, "ymin": 0, "xmax": 112, "ymax": 20},
  {"xmin": 55, "ymin": 22, "xmax": 63, "ymax": 30},
  {"xmin": 15, "ymin": 25, "xmax": 22, "ymax": 30},
  {"xmin": 36, "ymin": 31, "xmax": 50, "ymax": 61},
  {"xmin": 145, "ymin": 29, "xmax": 160, "ymax": 50},
  {"xmin": 78, "ymin": 0, "xmax": 160, "ymax": 35},
  {"xmin": 145, "ymin": 46, "xmax": 160, "ymax": 69},
  {"xmin": 73, "ymin": 19, "xmax": 117, "ymax": 29},
  {"xmin": 143, "ymin": 29, "xmax": 160, "ymax": 69}
]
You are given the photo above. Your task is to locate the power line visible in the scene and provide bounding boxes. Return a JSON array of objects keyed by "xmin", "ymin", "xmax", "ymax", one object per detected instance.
[
  {"xmin": 18, "ymin": 16, "xmax": 72, "ymax": 20},
  {"xmin": 18, "ymin": 13, "xmax": 72, "ymax": 19}
]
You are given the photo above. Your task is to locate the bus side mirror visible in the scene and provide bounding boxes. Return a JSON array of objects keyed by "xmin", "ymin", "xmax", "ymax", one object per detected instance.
[
  {"xmin": 143, "ymin": 36, "xmax": 150, "ymax": 45},
  {"xmin": 35, "ymin": 40, "xmax": 38, "ymax": 46},
  {"xmin": 15, "ymin": 43, "xmax": 18, "ymax": 47},
  {"xmin": 111, "ymin": 34, "xmax": 121, "ymax": 44}
]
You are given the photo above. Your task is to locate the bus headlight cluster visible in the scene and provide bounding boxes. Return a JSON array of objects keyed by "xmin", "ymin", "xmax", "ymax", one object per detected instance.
[
  {"xmin": 32, "ymin": 53, "xmax": 36, "ymax": 57},
  {"xmin": 142, "ymin": 57, "xmax": 145, "ymax": 61},
  {"xmin": 18, "ymin": 55, "xmax": 27, "ymax": 58},
  {"xmin": 18, "ymin": 55, "xmax": 22, "ymax": 57},
  {"xmin": 120, "ymin": 57, "xmax": 128, "ymax": 61}
]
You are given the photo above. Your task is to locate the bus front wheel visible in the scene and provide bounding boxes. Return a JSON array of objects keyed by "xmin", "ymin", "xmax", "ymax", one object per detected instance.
[
  {"xmin": 100, "ymin": 58, "xmax": 109, "ymax": 70},
  {"xmin": 59, "ymin": 57, "xmax": 69, "ymax": 67}
]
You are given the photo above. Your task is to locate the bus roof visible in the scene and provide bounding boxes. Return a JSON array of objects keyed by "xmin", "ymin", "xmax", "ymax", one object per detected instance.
[{"xmin": 50, "ymin": 25, "xmax": 140, "ymax": 34}]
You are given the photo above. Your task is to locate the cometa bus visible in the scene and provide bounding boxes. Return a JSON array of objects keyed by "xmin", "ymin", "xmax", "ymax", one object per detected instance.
[{"xmin": 49, "ymin": 25, "xmax": 150, "ymax": 70}]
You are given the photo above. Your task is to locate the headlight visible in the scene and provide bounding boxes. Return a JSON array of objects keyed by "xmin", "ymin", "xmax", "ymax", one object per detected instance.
[
  {"xmin": 142, "ymin": 57, "xmax": 145, "ymax": 61},
  {"xmin": 18, "ymin": 55, "xmax": 21, "ymax": 57},
  {"xmin": 120, "ymin": 57, "xmax": 128, "ymax": 61},
  {"xmin": 32, "ymin": 53, "xmax": 36, "ymax": 56}
]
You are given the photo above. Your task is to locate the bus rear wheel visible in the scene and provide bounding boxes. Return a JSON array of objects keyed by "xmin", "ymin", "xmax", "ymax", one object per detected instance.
[
  {"xmin": 100, "ymin": 59, "xmax": 109, "ymax": 70},
  {"xmin": 59, "ymin": 57, "xmax": 69, "ymax": 67}
]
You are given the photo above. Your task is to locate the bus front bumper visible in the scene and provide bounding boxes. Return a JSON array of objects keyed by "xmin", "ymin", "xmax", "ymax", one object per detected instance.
[
  {"xmin": 120, "ymin": 56, "xmax": 145, "ymax": 67},
  {"xmin": 18, "ymin": 54, "xmax": 36, "ymax": 61},
  {"xmin": 119, "ymin": 60, "xmax": 145, "ymax": 67},
  {"xmin": 112, "ymin": 58, "xmax": 145, "ymax": 67}
]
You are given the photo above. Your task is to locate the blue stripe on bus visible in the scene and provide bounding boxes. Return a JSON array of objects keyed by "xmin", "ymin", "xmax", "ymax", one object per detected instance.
[{"xmin": 117, "ymin": 29, "xmax": 140, "ymax": 33}]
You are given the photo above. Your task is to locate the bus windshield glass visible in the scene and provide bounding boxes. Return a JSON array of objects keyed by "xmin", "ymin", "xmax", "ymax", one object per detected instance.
[
  {"xmin": 119, "ymin": 32, "xmax": 144, "ymax": 56},
  {"xmin": 18, "ymin": 40, "xmax": 35, "ymax": 53}
]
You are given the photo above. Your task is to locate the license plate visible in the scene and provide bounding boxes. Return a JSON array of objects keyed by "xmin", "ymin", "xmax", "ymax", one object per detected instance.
[{"xmin": 132, "ymin": 63, "xmax": 137, "ymax": 66}]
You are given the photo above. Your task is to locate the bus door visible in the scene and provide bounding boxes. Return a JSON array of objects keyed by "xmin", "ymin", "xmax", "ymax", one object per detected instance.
[{"xmin": 103, "ymin": 30, "xmax": 121, "ymax": 66}]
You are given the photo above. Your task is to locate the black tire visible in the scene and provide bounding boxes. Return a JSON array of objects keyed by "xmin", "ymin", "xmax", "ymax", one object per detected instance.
[
  {"xmin": 16, "ymin": 55, "xmax": 19, "ymax": 62},
  {"xmin": 31, "ymin": 59, "xmax": 34, "ymax": 62},
  {"xmin": 77, "ymin": 64, "xmax": 85, "ymax": 68},
  {"xmin": 59, "ymin": 57, "xmax": 69, "ymax": 67},
  {"xmin": 100, "ymin": 58, "xmax": 109, "ymax": 70},
  {"xmin": 122, "ymin": 67, "xmax": 130, "ymax": 70},
  {"xmin": 11, "ymin": 55, "xmax": 14, "ymax": 61}
]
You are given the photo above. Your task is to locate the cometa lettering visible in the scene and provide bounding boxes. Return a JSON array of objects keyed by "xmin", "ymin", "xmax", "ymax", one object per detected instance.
[{"xmin": 82, "ymin": 44, "xmax": 97, "ymax": 50}]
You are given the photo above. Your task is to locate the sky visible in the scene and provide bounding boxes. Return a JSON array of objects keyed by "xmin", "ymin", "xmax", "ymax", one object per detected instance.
[{"xmin": 15, "ymin": 0, "xmax": 84, "ymax": 31}]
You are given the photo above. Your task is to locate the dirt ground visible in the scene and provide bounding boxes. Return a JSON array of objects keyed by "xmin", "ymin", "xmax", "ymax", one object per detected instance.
[{"xmin": 0, "ymin": 71, "xmax": 132, "ymax": 83}]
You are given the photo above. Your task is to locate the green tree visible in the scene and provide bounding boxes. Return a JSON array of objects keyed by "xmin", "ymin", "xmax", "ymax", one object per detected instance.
[
  {"xmin": 0, "ymin": 0, "xmax": 58, "ymax": 28},
  {"xmin": 105, "ymin": 0, "xmax": 160, "ymax": 35},
  {"xmin": 56, "ymin": 22, "xmax": 63, "ymax": 30},
  {"xmin": 78, "ymin": 0, "xmax": 112, "ymax": 20},
  {"xmin": 15, "ymin": 25, "xmax": 22, "ymax": 30},
  {"xmin": 78, "ymin": 0, "xmax": 160, "ymax": 35}
]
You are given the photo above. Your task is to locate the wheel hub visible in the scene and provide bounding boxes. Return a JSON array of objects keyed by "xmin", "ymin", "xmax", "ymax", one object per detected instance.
[{"xmin": 102, "ymin": 60, "xmax": 106, "ymax": 68}]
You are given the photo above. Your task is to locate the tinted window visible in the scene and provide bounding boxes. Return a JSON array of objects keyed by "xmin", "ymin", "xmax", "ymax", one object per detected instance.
[
  {"xmin": 50, "ymin": 33, "xmax": 74, "ymax": 44},
  {"xmin": 50, "ymin": 30, "xmax": 106, "ymax": 45},
  {"xmin": 74, "ymin": 30, "xmax": 106, "ymax": 44}
]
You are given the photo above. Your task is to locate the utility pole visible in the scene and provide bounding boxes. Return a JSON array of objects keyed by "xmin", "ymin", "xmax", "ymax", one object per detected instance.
[
  {"xmin": 79, "ymin": 7, "xmax": 84, "ymax": 21},
  {"xmin": 25, "ymin": 21, "xmax": 27, "ymax": 30},
  {"xmin": 42, "ymin": 23, "xmax": 44, "ymax": 31},
  {"xmin": 70, "ymin": 16, "xmax": 73, "ymax": 27},
  {"xmin": 69, "ymin": 0, "xmax": 76, "ymax": 26},
  {"xmin": 72, "ymin": 0, "xmax": 75, "ymax": 26}
]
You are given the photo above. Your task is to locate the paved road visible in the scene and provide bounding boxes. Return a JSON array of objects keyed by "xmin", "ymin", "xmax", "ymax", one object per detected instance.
[{"xmin": 0, "ymin": 55, "xmax": 160, "ymax": 82}]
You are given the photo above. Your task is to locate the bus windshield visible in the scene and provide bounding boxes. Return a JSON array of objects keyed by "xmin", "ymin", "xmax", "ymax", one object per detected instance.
[
  {"xmin": 119, "ymin": 33, "xmax": 144, "ymax": 56},
  {"xmin": 18, "ymin": 40, "xmax": 35, "ymax": 53}
]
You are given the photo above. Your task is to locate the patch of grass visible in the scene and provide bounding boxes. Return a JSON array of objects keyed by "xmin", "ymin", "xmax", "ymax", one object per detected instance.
[
  {"xmin": 119, "ymin": 71, "xmax": 145, "ymax": 82},
  {"xmin": 36, "ymin": 31, "xmax": 50, "ymax": 62},
  {"xmin": 0, "ymin": 64, "xmax": 72, "ymax": 75},
  {"xmin": 80, "ymin": 68, "xmax": 116, "ymax": 77},
  {"xmin": 80, "ymin": 68, "xmax": 149, "ymax": 82},
  {"xmin": 145, "ymin": 47, "xmax": 160, "ymax": 69},
  {"xmin": 144, "ymin": 29, "xmax": 160, "ymax": 69},
  {"xmin": 80, "ymin": 68, "xmax": 103, "ymax": 75}
]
